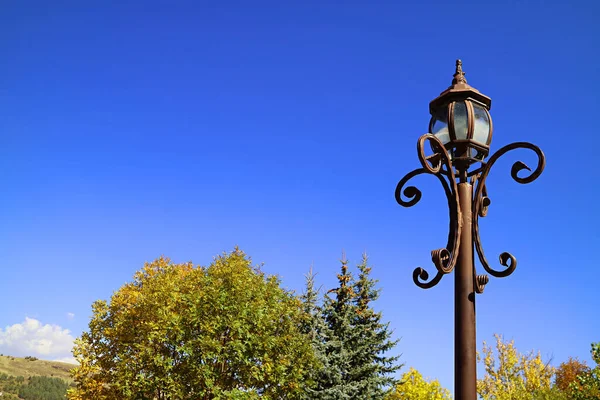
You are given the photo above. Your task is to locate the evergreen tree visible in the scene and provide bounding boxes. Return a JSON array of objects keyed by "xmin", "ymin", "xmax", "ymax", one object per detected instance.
[
  {"xmin": 18, "ymin": 376, "xmax": 70, "ymax": 400},
  {"xmin": 306, "ymin": 253, "xmax": 402, "ymax": 399},
  {"xmin": 320, "ymin": 253, "xmax": 360, "ymax": 399},
  {"xmin": 299, "ymin": 267, "xmax": 333, "ymax": 399},
  {"xmin": 350, "ymin": 253, "xmax": 403, "ymax": 399}
]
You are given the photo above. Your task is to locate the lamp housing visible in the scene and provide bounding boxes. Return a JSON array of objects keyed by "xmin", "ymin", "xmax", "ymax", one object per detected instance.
[{"xmin": 429, "ymin": 60, "xmax": 493, "ymax": 166}]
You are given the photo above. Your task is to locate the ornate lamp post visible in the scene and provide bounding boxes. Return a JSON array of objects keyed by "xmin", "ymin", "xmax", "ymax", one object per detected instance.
[{"xmin": 395, "ymin": 60, "xmax": 545, "ymax": 399}]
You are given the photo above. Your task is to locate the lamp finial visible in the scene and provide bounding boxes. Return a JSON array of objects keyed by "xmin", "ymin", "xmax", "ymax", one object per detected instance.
[{"xmin": 452, "ymin": 59, "xmax": 467, "ymax": 85}]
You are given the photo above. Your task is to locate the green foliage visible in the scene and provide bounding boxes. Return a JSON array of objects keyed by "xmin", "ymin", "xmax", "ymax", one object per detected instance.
[
  {"xmin": 318, "ymin": 254, "xmax": 359, "ymax": 399},
  {"xmin": 569, "ymin": 342, "xmax": 600, "ymax": 400},
  {"xmin": 349, "ymin": 254, "xmax": 402, "ymax": 398},
  {"xmin": 385, "ymin": 367, "xmax": 451, "ymax": 400},
  {"xmin": 532, "ymin": 386, "xmax": 569, "ymax": 400},
  {"xmin": 0, "ymin": 374, "xmax": 69, "ymax": 399},
  {"xmin": 299, "ymin": 267, "xmax": 332, "ymax": 399},
  {"xmin": 69, "ymin": 249, "xmax": 318, "ymax": 400},
  {"xmin": 0, "ymin": 373, "xmax": 25, "ymax": 397},
  {"xmin": 306, "ymin": 253, "xmax": 402, "ymax": 399},
  {"xmin": 19, "ymin": 376, "xmax": 70, "ymax": 400}
]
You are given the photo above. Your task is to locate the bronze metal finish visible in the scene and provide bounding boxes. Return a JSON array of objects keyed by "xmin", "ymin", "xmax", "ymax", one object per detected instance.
[
  {"xmin": 394, "ymin": 61, "xmax": 546, "ymax": 399},
  {"xmin": 456, "ymin": 182, "xmax": 476, "ymax": 400},
  {"xmin": 428, "ymin": 60, "xmax": 494, "ymax": 165}
]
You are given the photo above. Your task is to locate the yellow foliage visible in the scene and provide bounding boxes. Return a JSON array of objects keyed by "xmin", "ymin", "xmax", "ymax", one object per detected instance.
[
  {"xmin": 68, "ymin": 250, "xmax": 317, "ymax": 399},
  {"xmin": 386, "ymin": 367, "xmax": 451, "ymax": 400},
  {"xmin": 477, "ymin": 334, "xmax": 554, "ymax": 400}
]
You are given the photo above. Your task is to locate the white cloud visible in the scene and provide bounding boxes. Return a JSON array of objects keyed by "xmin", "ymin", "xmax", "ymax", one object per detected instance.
[
  {"xmin": 0, "ymin": 317, "xmax": 75, "ymax": 360},
  {"xmin": 66, "ymin": 312, "xmax": 75, "ymax": 320},
  {"xmin": 53, "ymin": 356, "xmax": 78, "ymax": 365}
]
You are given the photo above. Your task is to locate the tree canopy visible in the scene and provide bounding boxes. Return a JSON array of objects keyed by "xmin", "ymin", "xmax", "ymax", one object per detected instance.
[
  {"xmin": 68, "ymin": 249, "xmax": 318, "ymax": 400},
  {"xmin": 385, "ymin": 367, "xmax": 451, "ymax": 400},
  {"xmin": 0, "ymin": 374, "xmax": 69, "ymax": 400},
  {"xmin": 569, "ymin": 342, "xmax": 600, "ymax": 400},
  {"xmin": 555, "ymin": 357, "xmax": 590, "ymax": 393},
  {"xmin": 477, "ymin": 334, "xmax": 554, "ymax": 400}
]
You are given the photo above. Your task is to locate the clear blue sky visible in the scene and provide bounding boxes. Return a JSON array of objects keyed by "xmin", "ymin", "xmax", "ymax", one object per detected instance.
[{"xmin": 1, "ymin": 0, "xmax": 599, "ymax": 392}]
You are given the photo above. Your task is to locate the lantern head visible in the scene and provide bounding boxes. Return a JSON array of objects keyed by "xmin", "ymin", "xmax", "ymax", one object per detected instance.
[{"xmin": 429, "ymin": 60, "xmax": 493, "ymax": 166}]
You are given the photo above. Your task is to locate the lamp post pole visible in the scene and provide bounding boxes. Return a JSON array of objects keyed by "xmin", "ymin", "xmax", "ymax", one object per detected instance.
[
  {"xmin": 395, "ymin": 60, "xmax": 545, "ymax": 399},
  {"xmin": 456, "ymin": 181, "xmax": 476, "ymax": 399}
]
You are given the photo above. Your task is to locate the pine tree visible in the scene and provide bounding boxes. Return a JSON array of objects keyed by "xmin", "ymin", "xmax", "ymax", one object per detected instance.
[
  {"xmin": 300, "ymin": 266, "xmax": 334, "ymax": 399},
  {"xmin": 303, "ymin": 253, "xmax": 402, "ymax": 400},
  {"xmin": 322, "ymin": 253, "xmax": 360, "ymax": 399},
  {"xmin": 350, "ymin": 253, "xmax": 403, "ymax": 399}
]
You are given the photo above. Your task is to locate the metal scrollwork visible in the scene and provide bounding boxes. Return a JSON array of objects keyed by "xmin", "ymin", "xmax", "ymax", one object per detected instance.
[
  {"xmin": 474, "ymin": 274, "xmax": 489, "ymax": 294},
  {"xmin": 396, "ymin": 135, "xmax": 545, "ymax": 292},
  {"xmin": 472, "ymin": 142, "xmax": 546, "ymax": 278},
  {"xmin": 395, "ymin": 134, "xmax": 462, "ymax": 289}
]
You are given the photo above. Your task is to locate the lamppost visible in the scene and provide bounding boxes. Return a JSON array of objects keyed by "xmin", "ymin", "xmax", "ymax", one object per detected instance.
[{"xmin": 394, "ymin": 60, "xmax": 546, "ymax": 400}]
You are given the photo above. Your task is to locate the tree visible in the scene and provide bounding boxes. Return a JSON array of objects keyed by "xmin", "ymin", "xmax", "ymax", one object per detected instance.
[
  {"xmin": 317, "ymin": 254, "xmax": 359, "ymax": 399},
  {"xmin": 385, "ymin": 367, "xmax": 451, "ymax": 400},
  {"xmin": 477, "ymin": 334, "xmax": 554, "ymax": 400},
  {"xmin": 0, "ymin": 374, "xmax": 69, "ymax": 400},
  {"xmin": 555, "ymin": 357, "xmax": 590, "ymax": 393},
  {"xmin": 298, "ymin": 267, "xmax": 332, "ymax": 399},
  {"xmin": 308, "ymin": 253, "xmax": 401, "ymax": 399},
  {"xmin": 349, "ymin": 253, "xmax": 402, "ymax": 398},
  {"xmin": 18, "ymin": 376, "xmax": 70, "ymax": 400},
  {"xmin": 69, "ymin": 249, "xmax": 318, "ymax": 400},
  {"xmin": 570, "ymin": 342, "xmax": 600, "ymax": 400},
  {"xmin": 531, "ymin": 387, "xmax": 568, "ymax": 400}
]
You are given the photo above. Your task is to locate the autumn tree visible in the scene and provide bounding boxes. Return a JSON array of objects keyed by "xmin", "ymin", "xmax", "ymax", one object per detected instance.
[
  {"xmin": 555, "ymin": 357, "xmax": 590, "ymax": 393},
  {"xmin": 531, "ymin": 387, "xmax": 568, "ymax": 400},
  {"xmin": 570, "ymin": 342, "xmax": 600, "ymax": 400},
  {"xmin": 385, "ymin": 367, "xmax": 451, "ymax": 400},
  {"xmin": 477, "ymin": 334, "xmax": 554, "ymax": 400},
  {"xmin": 69, "ymin": 249, "xmax": 318, "ymax": 400}
]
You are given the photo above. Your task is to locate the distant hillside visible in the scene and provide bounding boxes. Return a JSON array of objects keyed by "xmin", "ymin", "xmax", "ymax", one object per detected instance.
[
  {"xmin": 0, "ymin": 356, "xmax": 74, "ymax": 399},
  {"xmin": 0, "ymin": 355, "xmax": 74, "ymax": 382}
]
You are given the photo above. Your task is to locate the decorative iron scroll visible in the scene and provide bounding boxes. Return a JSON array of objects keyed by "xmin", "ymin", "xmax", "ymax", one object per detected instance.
[
  {"xmin": 395, "ymin": 134, "xmax": 461, "ymax": 289},
  {"xmin": 396, "ymin": 136, "xmax": 545, "ymax": 292},
  {"xmin": 472, "ymin": 142, "xmax": 546, "ymax": 278}
]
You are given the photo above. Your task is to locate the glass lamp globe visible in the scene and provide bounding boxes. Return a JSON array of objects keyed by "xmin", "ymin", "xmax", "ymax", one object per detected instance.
[{"xmin": 429, "ymin": 60, "xmax": 493, "ymax": 164}]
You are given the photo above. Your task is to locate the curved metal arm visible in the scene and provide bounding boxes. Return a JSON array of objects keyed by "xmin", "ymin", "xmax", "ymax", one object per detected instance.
[
  {"xmin": 472, "ymin": 142, "xmax": 546, "ymax": 278},
  {"xmin": 395, "ymin": 134, "xmax": 462, "ymax": 289}
]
